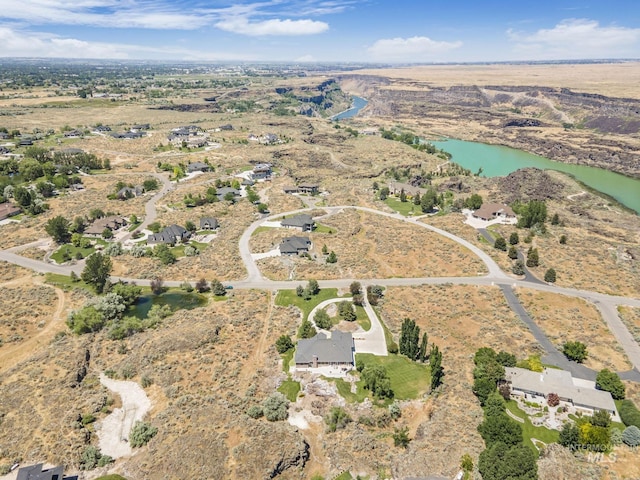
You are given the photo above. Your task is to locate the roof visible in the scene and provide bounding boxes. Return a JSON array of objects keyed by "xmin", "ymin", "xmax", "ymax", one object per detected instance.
[
  {"xmin": 16, "ymin": 463, "xmax": 76, "ymax": 480},
  {"xmin": 295, "ymin": 330, "xmax": 354, "ymax": 365},
  {"xmin": 279, "ymin": 236, "xmax": 310, "ymax": 254},
  {"xmin": 217, "ymin": 187, "xmax": 240, "ymax": 198},
  {"xmin": 84, "ymin": 215, "xmax": 127, "ymax": 235},
  {"xmin": 505, "ymin": 367, "xmax": 617, "ymax": 413},
  {"xmin": 474, "ymin": 203, "xmax": 516, "ymax": 219},
  {"xmin": 0, "ymin": 202, "xmax": 21, "ymax": 219},
  {"xmin": 388, "ymin": 181, "xmax": 427, "ymax": 197},
  {"xmin": 186, "ymin": 162, "xmax": 210, "ymax": 172},
  {"xmin": 200, "ymin": 217, "xmax": 219, "ymax": 229},
  {"xmin": 281, "ymin": 214, "xmax": 314, "ymax": 229},
  {"xmin": 148, "ymin": 224, "xmax": 189, "ymax": 244}
]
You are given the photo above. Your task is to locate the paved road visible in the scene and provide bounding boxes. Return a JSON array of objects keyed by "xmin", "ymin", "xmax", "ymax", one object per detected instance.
[{"xmin": 3, "ymin": 201, "xmax": 640, "ymax": 379}]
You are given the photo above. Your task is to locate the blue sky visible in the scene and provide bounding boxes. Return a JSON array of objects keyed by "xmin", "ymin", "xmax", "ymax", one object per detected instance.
[{"xmin": 0, "ymin": 0, "xmax": 638, "ymax": 62}]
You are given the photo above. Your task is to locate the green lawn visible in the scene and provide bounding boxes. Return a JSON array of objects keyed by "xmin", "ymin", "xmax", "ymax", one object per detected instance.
[
  {"xmin": 355, "ymin": 305, "xmax": 371, "ymax": 331},
  {"xmin": 277, "ymin": 379, "xmax": 301, "ymax": 402},
  {"xmin": 275, "ymin": 288, "xmax": 339, "ymax": 321},
  {"xmin": 45, "ymin": 273, "xmax": 93, "ymax": 292},
  {"xmin": 281, "ymin": 348, "xmax": 294, "ymax": 373},
  {"xmin": 384, "ymin": 197, "xmax": 419, "ymax": 216},
  {"xmin": 51, "ymin": 243, "xmax": 95, "ymax": 263},
  {"xmin": 251, "ymin": 226, "xmax": 273, "ymax": 236},
  {"xmin": 332, "ymin": 377, "xmax": 367, "ymax": 403},
  {"xmin": 314, "ymin": 223, "xmax": 336, "ymax": 234},
  {"xmin": 357, "ymin": 353, "xmax": 431, "ymax": 400},
  {"xmin": 333, "ymin": 472, "xmax": 354, "ymax": 480},
  {"xmin": 170, "ymin": 241, "xmax": 208, "ymax": 257},
  {"xmin": 505, "ymin": 401, "xmax": 559, "ymax": 455}
]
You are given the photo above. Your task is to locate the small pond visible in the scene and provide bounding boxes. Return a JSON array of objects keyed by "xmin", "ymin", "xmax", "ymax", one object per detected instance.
[{"xmin": 127, "ymin": 291, "xmax": 207, "ymax": 319}]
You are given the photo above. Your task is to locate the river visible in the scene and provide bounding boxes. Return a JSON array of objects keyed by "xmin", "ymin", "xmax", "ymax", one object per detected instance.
[
  {"xmin": 331, "ymin": 96, "xmax": 368, "ymax": 120},
  {"xmin": 432, "ymin": 139, "xmax": 640, "ymax": 214}
]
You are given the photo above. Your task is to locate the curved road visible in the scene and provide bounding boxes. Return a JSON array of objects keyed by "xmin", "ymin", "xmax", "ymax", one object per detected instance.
[{"xmin": 2, "ymin": 191, "xmax": 640, "ymax": 379}]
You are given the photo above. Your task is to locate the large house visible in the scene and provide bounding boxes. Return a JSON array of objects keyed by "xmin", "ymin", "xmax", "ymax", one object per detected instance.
[
  {"xmin": 117, "ymin": 185, "xmax": 143, "ymax": 199},
  {"xmin": 473, "ymin": 203, "xmax": 516, "ymax": 221},
  {"xmin": 147, "ymin": 224, "xmax": 190, "ymax": 245},
  {"xmin": 200, "ymin": 217, "xmax": 219, "ymax": 230},
  {"xmin": 295, "ymin": 330, "xmax": 355, "ymax": 370},
  {"xmin": 0, "ymin": 202, "xmax": 21, "ymax": 221},
  {"xmin": 504, "ymin": 367, "xmax": 620, "ymax": 421},
  {"xmin": 388, "ymin": 181, "xmax": 427, "ymax": 198},
  {"xmin": 84, "ymin": 216, "xmax": 127, "ymax": 236},
  {"xmin": 281, "ymin": 214, "xmax": 315, "ymax": 232},
  {"xmin": 283, "ymin": 184, "xmax": 319, "ymax": 195},
  {"xmin": 186, "ymin": 162, "xmax": 211, "ymax": 174},
  {"xmin": 279, "ymin": 236, "xmax": 311, "ymax": 255},
  {"xmin": 16, "ymin": 463, "xmax": 78, "ymax": 480},
  {"xmin": 251, "ymin": 163, "xmax": 272, "ymax": 181}
]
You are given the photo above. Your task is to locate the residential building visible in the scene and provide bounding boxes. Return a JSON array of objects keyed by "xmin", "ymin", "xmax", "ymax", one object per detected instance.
[
  {"xmin": 504, "ymin": 367, "xmax": 620, "ymax": 421},
  {"xmin": 298, "ymin": 184, "xmax": 319, "ymax": 195},
  {"xmin": 0, "ymin": 202, "xmax": 21, "ymax": 221},
  {"xmin": 279, "ymin": 236, "xmax": 311, "ymax": 255},
  {"xmin": 200, "ymin": 217, "xmax": 219, "ymax": 230},
  {"xmin": 186, "ymin": 162, "xmax": 211, "ymax": 173},
  {"xmin": 388, "ymin": 181, "xmax": 427, "ymax": 198},
  {"xmin": 63, "ymin": 129, "xmax": 83, "ymax": 138},
  {"xmin": 117, "ymin": 186, "xmax": 143, "ymax": 199},
  {"xmin": 281, "ymin": 214, "xmax": 315, "ymax": 232},
  {"xmin": 217, "ymin": 187, "xmax": 240, "ymax": 201},
  {"xmin": 282, "ymin": 186, "xmax": 299, "ymax": 194},
  {"xmin": 84, "ymin": 216, "xmax": 127, "ymax": 236},
  {"xmin": 251, "ymin": 163, "xmax": 272, "ymax": 180},
  {"xmin": 295, "ymin": 330, "xmax": 355, "ymax": 370},
  {"xmin": 219, "ymin": 124, "xmax": 233, "ymax": 131},
  {"xmin": 16, "ymin": 463, "xmax": 78, "ymax": 480},
  {"xmin": 147, "ymin": 224, "xmax": 190, "ymax": 245},
  {"xmin": 473, "ymin": 203, "xmax": 516, "ymax": 221}
]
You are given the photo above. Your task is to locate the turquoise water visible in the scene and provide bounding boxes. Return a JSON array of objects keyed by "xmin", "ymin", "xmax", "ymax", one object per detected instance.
[
  {"xmin": 432, "ymin": 139, "xmax": 640, "ymax": 214},
  {"xmin": 128, "ymin": 292, "xmax": 207, "ymax": 319},
  {"xmin": 332, "ymin": 96, "xmax": 368, "ymax": 120}
]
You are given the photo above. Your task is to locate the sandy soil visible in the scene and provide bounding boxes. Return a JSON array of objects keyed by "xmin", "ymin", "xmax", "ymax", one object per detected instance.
[{"xmin": 97, "ymin": 374, "xmax": 152, "ymax": 458}]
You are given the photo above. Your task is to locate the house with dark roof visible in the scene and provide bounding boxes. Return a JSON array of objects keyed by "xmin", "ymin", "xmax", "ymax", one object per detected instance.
[
  {"xmin": 63, "ymin": 129, "xmax": 83, "ymax": 138},
  {"xmin": 504, "ymin": 367, "xmax": 620, "ymax": 422},
  {"xmin": 130, "ymin": 124, "xmax": 150, "ymax": 131},
  {"xmin": 279, "ymin": 236, "xmax": 311, "ymax": 255},
  {"xmin": 388, "ymin": 181, "xmax": 427, "ymax": 198},
  {"xmin": 473, "ymin": 203, "xmax": 516, "ymax": 221},
  {"xmin": 0, "ymin": 132, "xmax": 10, "ymax": 140},
  {"xmin": 84, "ymin": 216, "xmax": 127, "ymax": 236},
  {"xmin": 295, "ymin": 330, "xmax": 354, "ymax": 370},
  {"xmin": 281, "ymin": 214, "xmax": 315, "ymax": 232},
  {"xmin": 16, "ymin": 463, "xmax": 78, "ymax": 480},
  {"xmin": 251, "ymin": 163, "xmax": 272, "ymax": 180},
  {"xmin": 219, "ymin": 124, "xmax": 233, "ymax": 131},
  {"xmin": 117, "ymin": 186, "xmax": 143, "ymax": 199},
  {"xmin": 93, "ymin": 125, "xmax": 111, "ymax": 133},
  {"xmin": 200, "ymin": 217, "xmax": 219, "ymax": 230},
  {"xmin": 298, "ymin": 184, "xmax": 319, "ymax": 194},
  {"xmin": 0, "ymin": 202, "xmax": 21, "ymax": 221},
  {"xmin": 147, "ymin": 224, "xmax": 190, "ymax": 245},
  {"xmin": 217, "ymin": 187, "xmax": 240, "ymax": 201},
  {"xmin": 186, "ymin": 162, "xmax": 211, "ymax": 174},
  {"xmin": 282, "ymin": 186, "xmax": 299, "ymax": 194}
]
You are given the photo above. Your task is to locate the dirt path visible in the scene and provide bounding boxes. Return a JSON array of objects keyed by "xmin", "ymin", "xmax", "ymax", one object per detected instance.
[
  {"xmin": 239, "ymin": 291, "xmax": 273, "ymax": 382},
  {"xmin": 0, "ymin": 278, "xmax": 66, "ymax": 374},
  {"xmin": 97, "ymin": 374, "xmax": 152, "ymax": 459}
]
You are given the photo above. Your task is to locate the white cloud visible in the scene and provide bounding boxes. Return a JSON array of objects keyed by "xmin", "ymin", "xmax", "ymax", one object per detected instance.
[
  {"xmin": 0, "ymin": 26, "xmax": 256, "ymax": 61},
  {"xmin": 295, "ymin": 54, "xmax": 316, "ymax": 62},
  {"xmin": 507, "ymin": 19, "xmax": 640, "ymax": 59},
  {"xmin": 215, "ymin": 17, "xmax": 328, "ymax": 36},
  {"xmin": 367, "ymin": 36, "xmax": 463, "ymax": 61}
]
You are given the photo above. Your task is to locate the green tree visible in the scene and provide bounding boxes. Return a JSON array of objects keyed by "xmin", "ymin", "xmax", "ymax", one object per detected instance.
[
  {"xmin": 129, "ymin": 421, "xmax": 158, "ymax": 447},
  {"xmin": 262, "ymin": 392, "xmax": 289, "ymax": 421},
  {"xmin": 461, "ymin": 454, "xmax": 473, "ymax": 474},
  {"xmin": 494, "ymin": 236, "xmax": 507, "ymax": 251},
  {"xmin": 558, "ymin": 422, "xmax": 580, "ymax": 448},
  {"xmin": 551, "ymin": 213, "xmax": 560, "ymax": 225},
  {"xmin": 464, "ymin": 193, "xmax": 483, "ymax": 210},
  {"xmin": 478, "ymin": 442, "xmax": 537, "ymax": 480},
  {"xmin": 526, "ymin": 248, "xmax": 539, "ymax": 267},
  {"xmin": 496, "ymin": 351, "xmax": 517, "ymax": 367},
  {"xmin": 211, "ymin": 279, "xmax": 226, "ymax": 296},
  {"xmin": 362, "ymin": 365, "xmax": 394, "ymax": 399},
  {"xmin": 81, "ymin": 252, "xmax": 112, "ymax": 293},
  {"xmin": 185, "ymin": 220, "xmax": 196, "ymax": 232},
  {"xmin": 507, "ymin": 246, "xmax": 518, "ymax": 260},
  {"xmin": 596, "ymin": 369, "xmax": 626, "ymax": 400},
  {"xmin": 478, "ymin": 412, "xmax": 523, "ymax": 447},
  {"xmin": 517, "ymin": 199, "xmax": 548, "ymax": 229},
  {"xmin": 326, "ymin": 251, "xmax": 338, "ymax": 263},
  {"xmin": 379, "ymin": 187, "xmax": 389, "ymax": 200},
  {"xmin": 512, "ymin": 260, "xmax": 525, "ymax": 275},
  {"xmin": 473, "ymin": 377, "xmax": 497, "ymax": 406},
  {"xmin": 430, "ymin": 344, "xmax": 444, "ymax": 390},
  {"xmin": 314, "ymin": 309, "xmax": 332, "ymax": 330},
  {"xmin": 559, "ymin": 234, "xmax": 567, "ymax": 244},
  {"xmin": 418, "ymin": 332, "xmax": 429, "ymax": 362},
  {"xmin": 544, "ymin": 268, "xmax": 557, "ymax": 283},
  {"xmin": 296, "ymin": 284, "xmax": 304, "ymax": 297},
  {"xmin": 420, "ymin": 188, "xmax": 437, "ymax": 213},
  {"xmin": 562, "ymin": 341, "xmax": 588, "ymax": 363},
  {"xmin": 399, "ymin": 188, "xmax": 407, "ymax": 202},
  {"xmin": 399, "ymin": 318, "xmax": 420, "ymax": 360},
  {"xmin": 413, "ymin": 192, "xmax": 421, "ymax": 205},
  {"xmin": 154, "ymin": 244, "xmax": 176, "ymax": 265},
  {"xmin": 338, "ymin": 301, "xmax": 356, "ymax": 322},
  {"xmin": 590, "ymin": 410, "xmax": 611, "ymax": 428},
  {"xmin": 275, "ymin": 335, "xmax": 294, "ymax": 354},
  {"xmin": 45, "ymin": 215, "xmax": 71, "ymax": 244},
  {"xmin": 509, "ymin": 232, "xmax": 519, "ymax": 245},
  {"xmin": 67, "ymin": 306, "xmax": 106, "ymax": 334},
  {"xmin": 307, "ymin": 279, "xmax": 320, "ymax": 295},
  {"xmin": 298, "ymin": 319, "xmax": 317, "ymax": 339},
  {"xmin": 349, "ymin": 281, "xmax": 362, "ymax": 296}
]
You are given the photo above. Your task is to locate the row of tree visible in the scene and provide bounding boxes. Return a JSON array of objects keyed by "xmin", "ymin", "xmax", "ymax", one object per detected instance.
[{"xmin": 398, "ymin": 318, "xmax": 443, "ymax": 390}]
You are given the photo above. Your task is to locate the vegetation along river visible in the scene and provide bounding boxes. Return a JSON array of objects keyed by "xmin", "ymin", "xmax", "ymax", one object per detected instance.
[{"xmin": 432, "ymin": 139, "xmax": 640, "ymax": 215}]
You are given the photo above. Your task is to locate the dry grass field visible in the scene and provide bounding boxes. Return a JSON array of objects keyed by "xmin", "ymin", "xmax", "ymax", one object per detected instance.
[
  {"xmin": 515, "ymin": 289, "xmax": 632, "ymax": 372},
  {"xmin": 254, "ymin": 209, "xmax": 486, "ymax": 280},
  {"xmin": 346, "ymin": 63, "xmax": 640, "ymax": 99},
  {"xmin": 619, "ymin": 307, "xmax": 640, "ymax": 345}
]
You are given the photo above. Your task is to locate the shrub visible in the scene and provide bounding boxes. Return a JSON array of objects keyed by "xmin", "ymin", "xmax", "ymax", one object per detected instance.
[
  {"xmin": 562, "ymin": 341, "xmax": 588, "ymax": 363},
  {"xmin": 262, "ymin": 393, "xmax": 289, "ymax": 421},
  {"xmin": 547, "ymin": 393, "xmax": 560, "ymax": 407},
  {"xmin": 275, "ymin": 335, "xmax": 294, "ymax": 354},
  {"xmin": 512, "ymin": 260, "xmax": 525, "ymax": 276},
  {"xmin": 247, "ymin": 405, "xmax": 264, "ymax": 419},
  {"xmin": 389, "ymin": 402, "xmax": 402, "ymax": 420},
  {"xmin": 314, "ymin": 309, "xmax": 332, "ymax": 330},
  {"xmin": 129, "ymin": 421, "xmax": 158, "ymax": 447},
  {"xmin": 325, "ymin": 406, "xmax": 352, "ymax": 432},
  {"xmin": 595, "ymin": 369, "xmax": 625, "ymax": 400},
  {"xmin": 619, "ymin": 400, "xmax": 640, "ymax": 428},
  {"xmin": 622, "ymin": 425, "xmax": 640, "ymax": 447},
  {"xmin": 494, "ymin": 237, "xmax": 507, "ymax": 251},
  {"xmin": 544, "ymin": 268, "xmax": 557, "ymax": 283},
  {"xmin": 79, "ymin": 446, "xmax": 109, "ymax": 470},
  {"xmin": 392, "ymin": 426, "xmax": 411, "ymax": 448}
]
